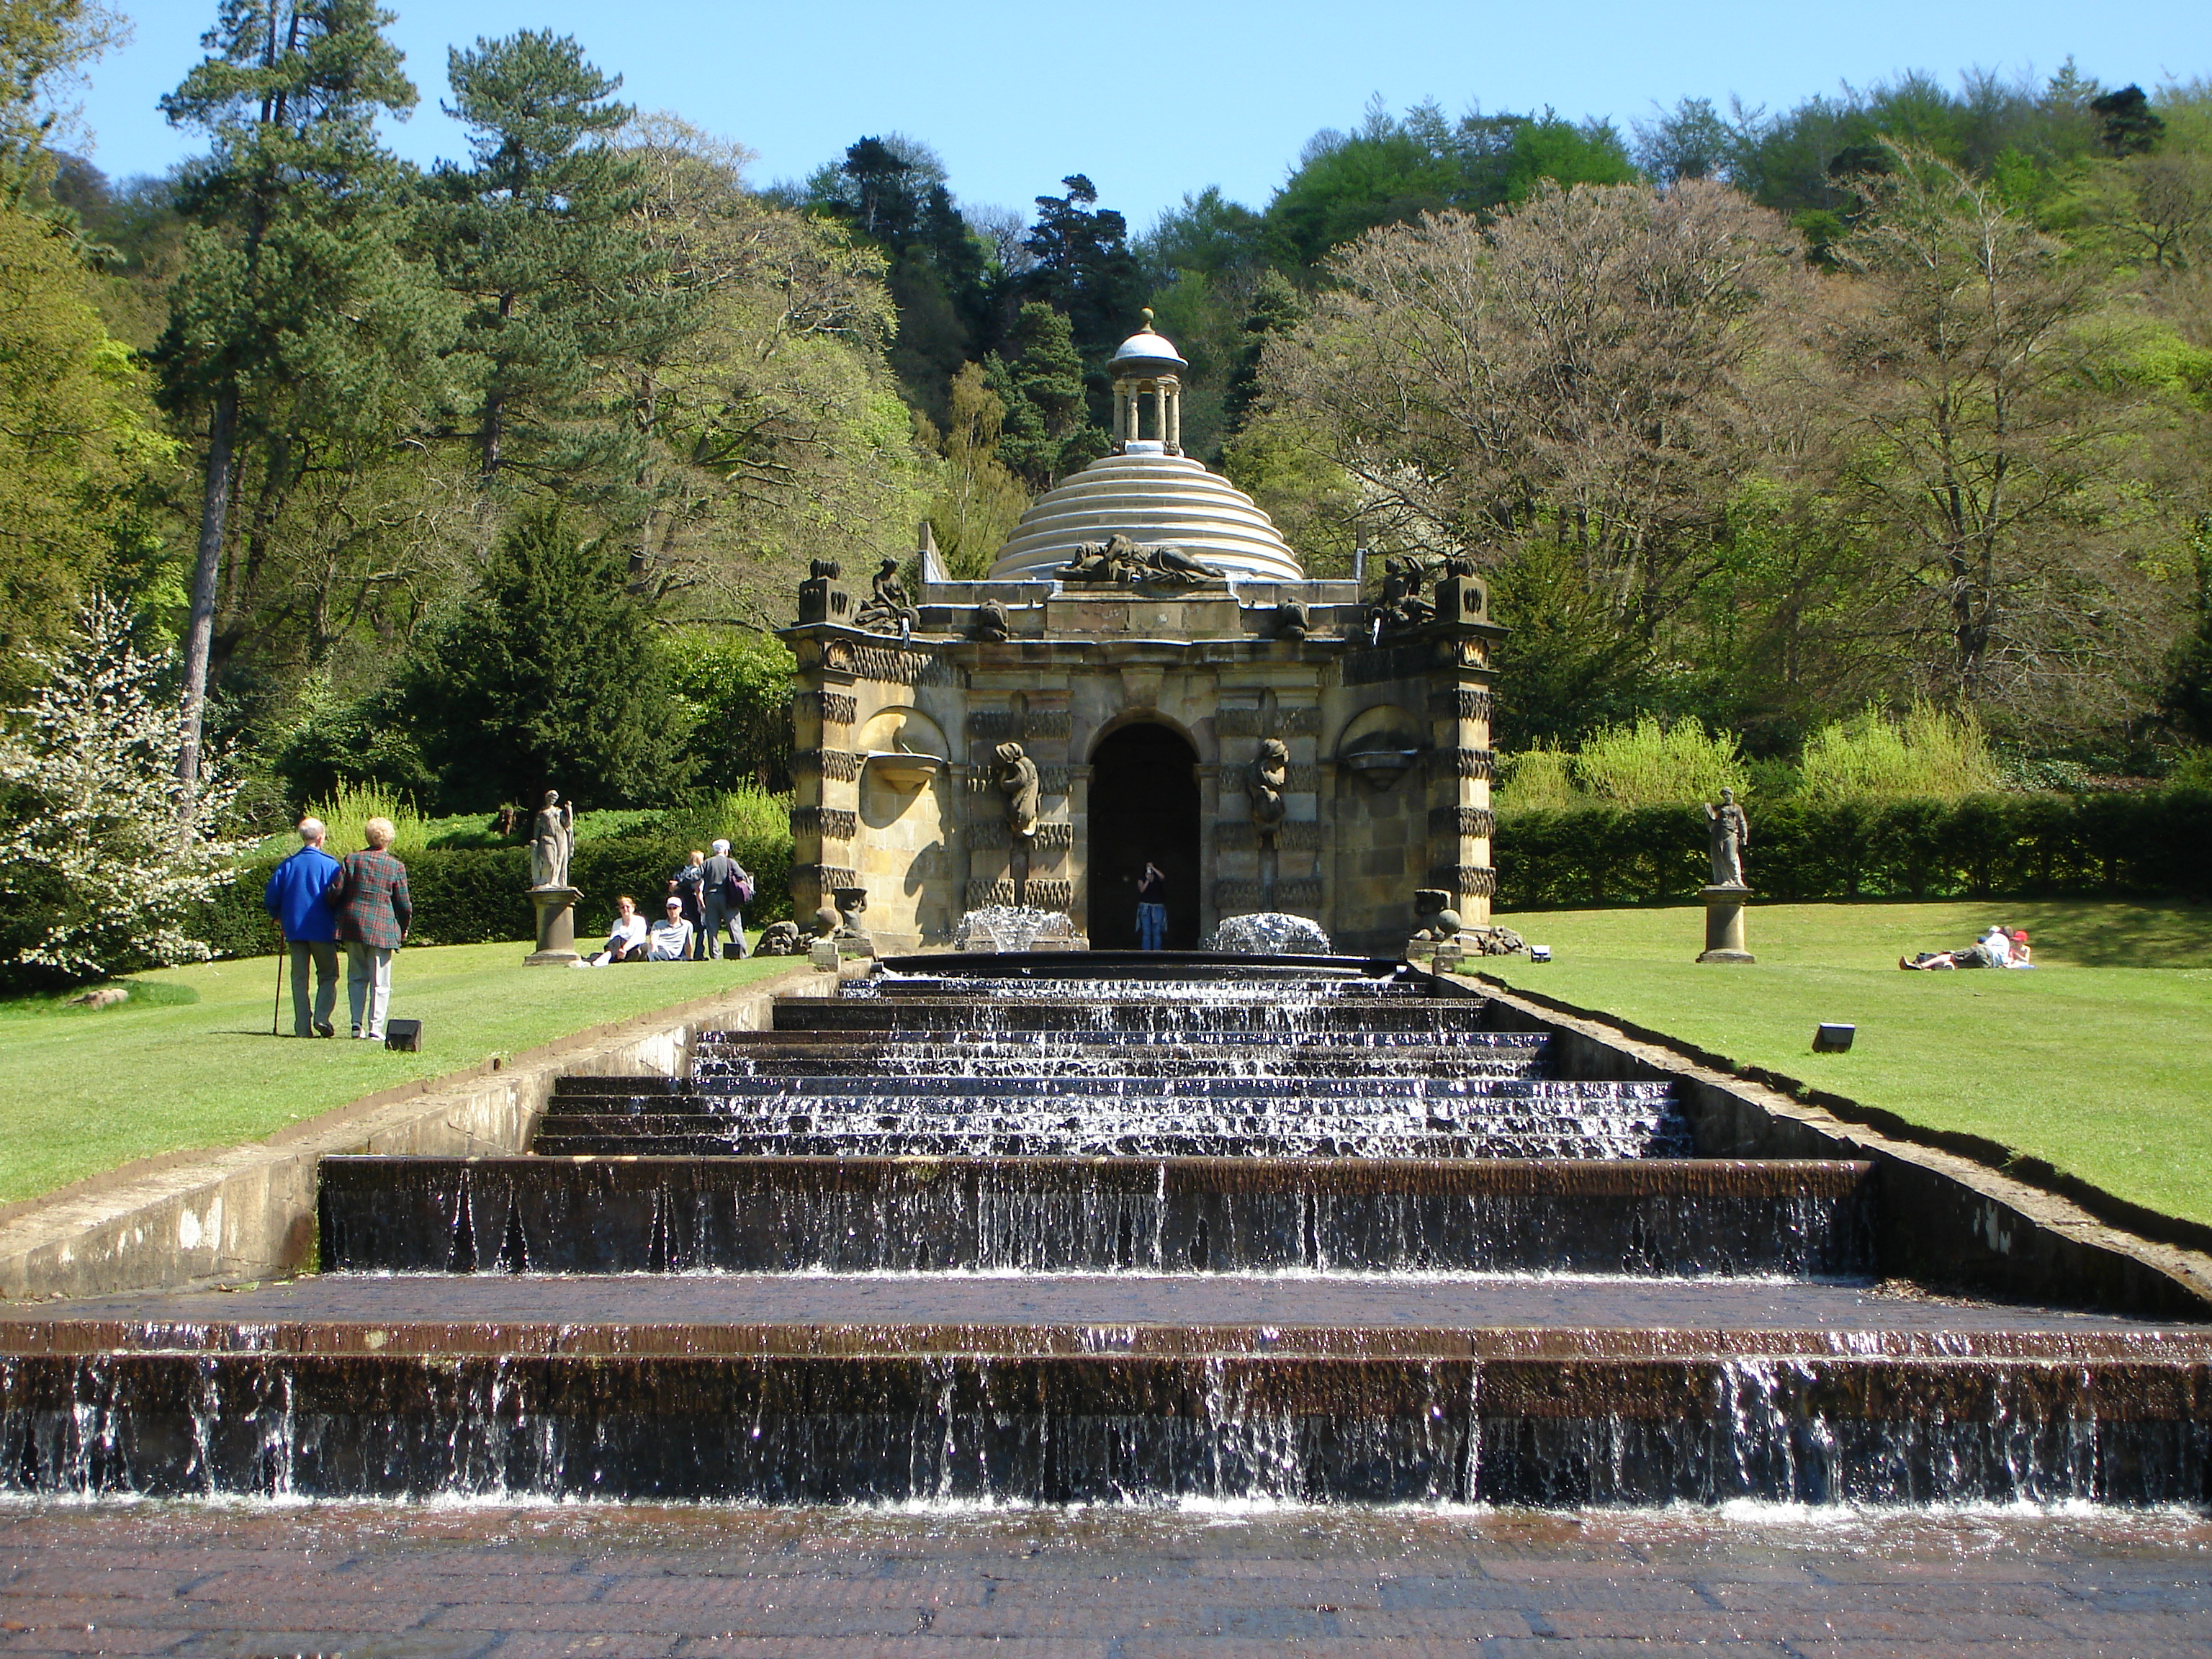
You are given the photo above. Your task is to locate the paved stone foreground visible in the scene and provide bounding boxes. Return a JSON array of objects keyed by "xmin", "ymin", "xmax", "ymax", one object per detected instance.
[{"xmin": 1, "ymin": 1501, "xmax": 2208, "ymax": 1657}]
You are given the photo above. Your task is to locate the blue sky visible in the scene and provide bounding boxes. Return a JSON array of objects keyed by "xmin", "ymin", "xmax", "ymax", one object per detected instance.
[{"xmin": 63, "ymin": 0, "xmax": 2211, "ymax": 230}]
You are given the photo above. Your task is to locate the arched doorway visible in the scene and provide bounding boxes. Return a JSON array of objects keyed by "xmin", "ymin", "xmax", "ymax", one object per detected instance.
[{"xmin": 1087, "ymin": 723, "xmax": 1201, "ymax": 949}]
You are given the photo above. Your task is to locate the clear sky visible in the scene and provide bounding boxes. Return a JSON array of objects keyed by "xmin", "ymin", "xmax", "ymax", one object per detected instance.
[{"xmin": 62, "ymin": 0, "xmax": 2212, "ymax": 230}]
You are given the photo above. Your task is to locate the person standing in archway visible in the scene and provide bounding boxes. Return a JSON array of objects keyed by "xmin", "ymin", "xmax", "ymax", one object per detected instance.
[{"xmin": 1135, "ymin": 861, "xmax": 1168, "ymax": 950}]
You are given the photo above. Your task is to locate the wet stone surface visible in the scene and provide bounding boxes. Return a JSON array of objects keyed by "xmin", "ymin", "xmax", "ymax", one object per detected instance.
[
  {"xmin": 1, "ymin": 1501, "xmax": 2209, "ymax": 1656},
  {"xmin": 9, "ymin": 1271, "xmax": 2194, "ymax": 1339}
]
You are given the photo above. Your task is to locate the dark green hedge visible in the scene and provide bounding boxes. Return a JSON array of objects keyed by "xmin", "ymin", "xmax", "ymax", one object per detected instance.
[
  {"xmin": 202, "ymin": 830, "xmax": 793, "ymax": 958},
  {"xmin": 1493, "ymin": 789, "xmax": 2212, "ymax": 910}
]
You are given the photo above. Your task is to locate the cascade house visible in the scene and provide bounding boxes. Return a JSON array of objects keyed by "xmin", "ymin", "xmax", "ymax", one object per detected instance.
[{"xmin": 783, "ymin": 318, "xmax": 1501, "ymax": 954}]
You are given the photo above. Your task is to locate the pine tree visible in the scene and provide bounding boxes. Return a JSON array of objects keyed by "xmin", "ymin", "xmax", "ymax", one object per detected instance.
[
  {"xmin": 400, "ymin": 511, "xmax": 691, "ymax": 810},
  {"xmin": 986, "ymin": 302, "xmax": 1100, "ymax": 490},
  {"xmin": 432, "ymin": 30, "xmax": 667, "ymax": 500},
  {"xmin": 1021, "ymin": 175, "xmax": 1145, "ymax": 419},
  {"xmin": 156, "ymin": 0, "xmax": 446, "ymax": 793}
]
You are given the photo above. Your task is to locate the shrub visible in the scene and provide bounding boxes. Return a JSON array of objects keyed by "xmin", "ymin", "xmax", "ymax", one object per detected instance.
[
  {"xmin": 199, "ymin": 820, "xmax": 796, "ymax": 959},
  {"xmin": 1571, "ymin": 716, "xmax": 1748, "ymax": 806},
  {"xmin": 291, "ymin": 782, "xmax": 431, "ymax": 858},
  {"xmin": 1797, "ymin": 701, "xmax": 2001, "ymax": 802},
  {"xmin": 0, "ymin": 598, "xmax": 256, "ymax": 988},
  {"xmin": 1494, "ymin": 746, "xmax": 1577, "ymax": 811},
  {"xmin": 1492, "ymin": 788, "xmax": 2212, "ymax": 910}
]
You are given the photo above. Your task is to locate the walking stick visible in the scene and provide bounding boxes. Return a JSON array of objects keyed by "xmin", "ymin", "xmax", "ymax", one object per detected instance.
[{"xmin": 272, "ymin": 928, "xmax": 284, "ymax": 1038}]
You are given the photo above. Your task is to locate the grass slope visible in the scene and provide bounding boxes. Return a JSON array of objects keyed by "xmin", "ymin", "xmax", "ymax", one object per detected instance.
[
  {"xmin": 0, "ymin": 941, "xmax": 793, "ymax": 1207},
  {"xmin": 1484, "ymin": 899, "xmax": 2212, "ymax": 1228}
]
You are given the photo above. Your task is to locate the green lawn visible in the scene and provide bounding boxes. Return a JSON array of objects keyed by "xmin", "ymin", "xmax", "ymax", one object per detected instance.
[
  {"xmin": 0, "ymin": 941, "xmax": 795, "ymax": 1206},
  {"xmin": 1483, "ymin": 899, "xmax": 2212, "ymax": 1228}
]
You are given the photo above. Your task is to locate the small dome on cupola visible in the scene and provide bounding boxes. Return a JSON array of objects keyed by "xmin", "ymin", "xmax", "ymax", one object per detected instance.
[
  {"xmin": 1109, "ymin": 310, "xmax": 1188, "ymax": 379},
  {"xmin": 985, "ymin": 309, "xmax": 1303, "ymax": 583}
]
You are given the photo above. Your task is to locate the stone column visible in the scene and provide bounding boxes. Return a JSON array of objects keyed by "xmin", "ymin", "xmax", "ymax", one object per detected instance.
[
  {"xmin": 1166, "ymin": 379, "xmax": 1182, "ymax": 454},
  {"xmin": 1067, "ymin": 763, "xmax": 1094, "ymax": 943},
  {"xmin": 1113, "ymin": 388, "xmax": 1128, "ymax": 447},
  {"xmin": 1698, "ymin": 886, "xmax": 1755, "ymax": 963},
  {"xmin": 1196, "ymin": 763, "xmax": 1223, "ymax": 940}
]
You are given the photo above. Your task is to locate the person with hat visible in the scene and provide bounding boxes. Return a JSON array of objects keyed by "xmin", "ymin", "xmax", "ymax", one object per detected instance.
[{"xmin": 647, "ymin": 895, "xmax": 696, "ymax": 961}]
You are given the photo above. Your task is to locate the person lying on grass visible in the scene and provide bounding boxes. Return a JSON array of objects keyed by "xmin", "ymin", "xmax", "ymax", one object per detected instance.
[{"xmin": 1901, "ymin": 923, "xmax": 2015, "ymax": 971}]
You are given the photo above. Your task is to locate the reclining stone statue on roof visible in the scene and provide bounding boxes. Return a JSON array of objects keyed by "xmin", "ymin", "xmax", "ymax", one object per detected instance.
[{"xmin": 1055, "ymin": 533, "xmax": 1224, "ymax": 588}]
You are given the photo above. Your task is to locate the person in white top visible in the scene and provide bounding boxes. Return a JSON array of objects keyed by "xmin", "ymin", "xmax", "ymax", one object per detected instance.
[
  {"xmin": 646, "ymin": 897, "xmax": 695, "ymax": 961},
  {"xmin": 578, "ymin": 896, "xmax": 648, "ymax": 966}
]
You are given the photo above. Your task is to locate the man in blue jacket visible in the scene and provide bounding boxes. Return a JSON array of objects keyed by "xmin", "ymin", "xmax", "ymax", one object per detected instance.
[{"xmin": 263, "ymin": 817, "xmax": 342, "ymax": 1038}]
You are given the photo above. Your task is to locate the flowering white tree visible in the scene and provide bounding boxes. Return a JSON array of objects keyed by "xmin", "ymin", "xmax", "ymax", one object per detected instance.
[{"xmin": 0, "ymin": 596, "xmax": 253, "ymax": 980}]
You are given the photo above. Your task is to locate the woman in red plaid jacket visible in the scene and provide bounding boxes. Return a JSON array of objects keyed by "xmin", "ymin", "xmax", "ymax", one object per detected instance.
[{"xmin": 325, "ymin": 817, "xmax": 412, "ymax": 1040}]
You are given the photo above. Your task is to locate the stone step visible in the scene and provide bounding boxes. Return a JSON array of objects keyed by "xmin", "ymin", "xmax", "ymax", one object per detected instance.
[
  {"xmin": 771, "ymin": 1001, "xmax": 1504, "ymax": 1035},
  {"xmin": 7, "ymin": 1272, "xmax": 2205, "ymax": 1506},
  {"xmin": 656, "ymin": 1076, "xmax": 1661, "ymax": 1101},
  {"xmin": 529, "ymin": 1128, "xmax": 1695, "ymax": 1161},
  {"xmin": 683, "ymin": 1054, "xmax": 1551, "ymax": 1081},
  {"xmin": 318, "ymin": 1155, "xmax": 1846, "ymax": 1277}
]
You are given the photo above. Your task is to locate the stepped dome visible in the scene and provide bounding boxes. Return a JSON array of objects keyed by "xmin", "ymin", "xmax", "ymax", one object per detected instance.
[{"xmin": 986, "ymin": 314, "xmax": 1304, "ymax": 583}]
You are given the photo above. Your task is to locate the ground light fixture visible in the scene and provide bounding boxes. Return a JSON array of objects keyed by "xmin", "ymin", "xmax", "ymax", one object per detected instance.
[
  {"xmin": 385, "ymin": 1019, "xmax": 423, "ymax": 1052},
  {"xmin": 1812, "ymin": 1022, "xmax": 1856, "ymax": 1053},
  {"xmin": 1528, "ymin": 945, "xmax": 1552, "ymax": 962}
]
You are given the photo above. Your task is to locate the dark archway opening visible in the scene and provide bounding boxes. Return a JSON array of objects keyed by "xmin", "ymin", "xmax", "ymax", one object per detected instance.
[{"xmin": 1087, "ymin": 723, "xmax": 1201, "ymax": 949}]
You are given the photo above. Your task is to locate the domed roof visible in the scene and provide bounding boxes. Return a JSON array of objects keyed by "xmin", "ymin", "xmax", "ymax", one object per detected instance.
[
  {"xmin": 987, "ymin": 450, "xmax": 1303, "ymax": 583},
  {"xmin": 1110, "ymin": 314, "xmax": 1187, "ymax": 377}
]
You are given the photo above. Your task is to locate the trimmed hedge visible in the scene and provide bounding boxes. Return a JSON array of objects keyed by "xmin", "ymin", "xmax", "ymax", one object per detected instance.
[
  {"xmin": 202, "ymin": 831, "xmax": 793, "ymax": 958},
  {"xmin": 1493, "ymin": 789, "xmax": 2212, "ymax": 911}
]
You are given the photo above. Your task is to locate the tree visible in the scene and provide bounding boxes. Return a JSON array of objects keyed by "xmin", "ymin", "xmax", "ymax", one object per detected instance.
[
  {"xmin": 0, "ymin": 595, "xmax": 251, "ymax": 984},
  {"xmin": 1022, "ymin": 174, "xmax": 1146, "ymax": 413},
  {"xmin": 1822, "ymin": 148, "xmax": 2160, "ymax": 727},
  {"xmin": 400, "ymin": 511, "xmax": 691, "ymax": 810},
  {"xmin": 1261, "ymin": 179, "xmax": 1804, "ymax": 599},
  {"xmin": 616, "ymin": 115, "xmax": 931, "ymax": 626},
  {"xmin": 0, "ymin": 200, "xmax": 171, "ymax": 685},
  {"xmin": 156, "ymin": 0, "xmax": 448, "ymax": 793},
  {"xmin": 2091, "ymin": 85, "xmax": 2165, "ymax": 157},
  {"xmin": 433, "ymin": 30, "xmax": 664, "ymax": 498},
  {"xmin": 0, "ymin": 0, "xmax": 128, "ymax": 207},
  {"xmin": 927, "ymin": 360, "xmax": 1028, "ymax": 575},
  {"xmin": 986, "ymin": 301, "xmax": 1100, "ymax": 488},
  {"xmin": 797, "ymin": 133, "xmax": 997, "ymax": 421}
]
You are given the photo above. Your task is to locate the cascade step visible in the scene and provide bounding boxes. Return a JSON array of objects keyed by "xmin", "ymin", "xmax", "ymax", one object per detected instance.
[
  {"xmin": 318, "ymin": 1155, "xmax": 1869, "ymax": 1276},
  {"xmin": 771, "ymin": 1001, "xmax": 1503, "ymax": 1035},
  {"xmin": 6, "ymin": 1282, "xmax": 2205, "ymax": 1506}
]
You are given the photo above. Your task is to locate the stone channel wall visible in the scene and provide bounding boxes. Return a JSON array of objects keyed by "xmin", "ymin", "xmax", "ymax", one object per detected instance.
[
  {"xmin": 0, "ymin": 966, "xmax": 819, "ymax": 1302},
  {"xmin": 1455, "ymin": 974, "xmax": 2212, "ymax": 1321}
]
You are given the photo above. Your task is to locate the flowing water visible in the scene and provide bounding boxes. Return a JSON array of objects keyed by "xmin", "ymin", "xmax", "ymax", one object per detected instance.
[{"xmin": 4, "ymin": 953, "xmax": 2206, "ymax": 1507}]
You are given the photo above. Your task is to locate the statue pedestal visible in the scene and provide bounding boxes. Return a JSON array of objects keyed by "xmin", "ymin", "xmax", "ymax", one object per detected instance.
[
  {"xmin": 524, "ymin": 886, "xmax": 584, "ymax": 966},
  {"xmin": 1697, "ymin": 885, "xmax": 1755, "ymax": 963}
]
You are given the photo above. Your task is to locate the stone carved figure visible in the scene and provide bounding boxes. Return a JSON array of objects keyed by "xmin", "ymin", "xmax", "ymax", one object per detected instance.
[
  {"xmin": 1705, "ymin": 788, "xmax": 1750, "ymax": 888},
  {"xmin": 853, "ymin": 557, "xmax": 919, "ymax": 634},
  {"xmin": 1273, "ymin": 599, "xmax": 1310, "ymax": 642},
  {"xmin": 529, "ymin": 789, "xmax": 574, "ymax": 890},
  {"xmin": 1055, "ymin": 533, "xmax": 1224, "ymax": 588},
  {"xmin": 1370, "ymin": 554, "xmax": 1437, "ymax": 638},
  {"xmin": 994, "ymin": 741, "xmax": 1040, "ymax": 839},
  {"xmin": 752, "ymin": 920, "xmax": 806, "ymax": 956},
  {"xmin": 974, "ymin": 598, "xmax": 1012, "ymax": 642},
  {"xmin": 1249, "ymin": 737, "xmax": 1290, "ymax": 833}
]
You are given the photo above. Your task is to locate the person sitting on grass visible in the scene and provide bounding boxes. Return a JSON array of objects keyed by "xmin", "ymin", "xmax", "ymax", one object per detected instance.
[
  {"xmin": 2003, "ymin": 928, "xmax": 2036, "ymax": 968},
  {"xmin": 646, "ymin": 897, "xmax": 694, "ymax": 961},
  {"xmin": 1900, "ymin": 923, "xmax": 2013, "ymax": 971},
  {"xmin": 577, "ymin": 896, "xmax": 648, "ymax": 967}
]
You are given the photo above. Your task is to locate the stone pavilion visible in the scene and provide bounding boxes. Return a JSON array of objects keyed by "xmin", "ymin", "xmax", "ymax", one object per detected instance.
[{"xmin": 781, "ymin": 316, "xmax": 1503, "ymax": 955}]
